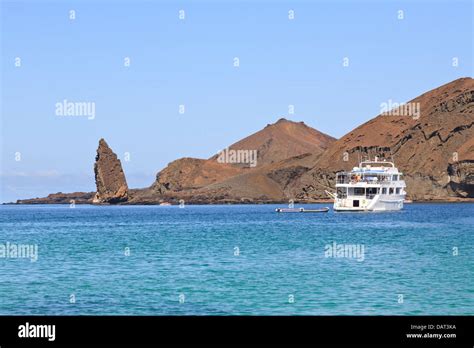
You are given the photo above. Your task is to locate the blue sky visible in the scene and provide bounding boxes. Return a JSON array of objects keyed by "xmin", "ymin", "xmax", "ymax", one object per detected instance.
[{"xmin": 1, "ymin": 0, "xmax": 472, "ymax": 202}]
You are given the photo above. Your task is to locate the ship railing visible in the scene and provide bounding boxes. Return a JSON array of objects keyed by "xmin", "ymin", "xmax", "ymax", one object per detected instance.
[
  {"xmin": 336, "ymin": 172, "xmax": 394, "ymax": 185},
  {"xmin": 337, "ymin": 178, "xmax": 387, "ymax": 184}
]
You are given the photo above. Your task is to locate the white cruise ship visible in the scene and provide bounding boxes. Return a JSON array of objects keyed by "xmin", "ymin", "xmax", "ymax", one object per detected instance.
[{"xmin": 331, "ymin": 158, "xmax": 407, "ymax": 211}]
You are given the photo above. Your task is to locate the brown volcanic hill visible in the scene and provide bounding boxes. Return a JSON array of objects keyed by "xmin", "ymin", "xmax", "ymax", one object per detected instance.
[
  {"xmin": 141, "ymin": 118, "xmax": 336, "ymax": 201},
  {"xmin": 288, "ymin": 77, "xmax": 474, "ymax": 201},
  {"xmin": 210, "ymin": 118, "xmax": 335, "ymax": 167}
]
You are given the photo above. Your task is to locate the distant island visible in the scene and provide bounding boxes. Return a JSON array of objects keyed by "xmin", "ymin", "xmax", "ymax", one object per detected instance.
[{"xmin": 14, "ymin": 77, "xmax": 474, "ymax": 205}]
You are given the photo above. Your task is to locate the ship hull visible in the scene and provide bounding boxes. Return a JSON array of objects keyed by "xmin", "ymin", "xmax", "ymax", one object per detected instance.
[{"xmin": 333, "ymin": 195, "xmax": 405, "ymax": 212}]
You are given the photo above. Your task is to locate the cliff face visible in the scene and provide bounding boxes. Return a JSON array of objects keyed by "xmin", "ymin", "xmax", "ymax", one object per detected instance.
[
  {"xmin": 447, "ymin": 138, "xmax": 474, "ymax": 198},
  {"xmin": 448, "ymin": 161, "xmax": 474, "ymax": 197},
  {"xmin": 93, "ymin": 139, "xmax": 129, "ymax": 204}
]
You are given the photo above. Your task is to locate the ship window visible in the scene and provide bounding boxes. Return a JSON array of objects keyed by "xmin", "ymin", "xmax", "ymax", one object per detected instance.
[
  {"xmin": 396, "ymin": 188, "xmax": 401, "ymax": 194},
  {"xmin": 399, "ymin": 174, "xmax": 403, "ymax": 180},
  {"xmin": 354, "ymin": 188, "xmax": 365, "ymax": 196},
  {"xmin": 366, "ymin": 187, "xmax": 377, "ymax": 196},
  {"xmin": 382, "ymin": 188, "xmax": 387, "ymax": 194},
  {"xmin": 389, "ymin": 188, "xmax": 394, "ymax": 194},
  {"xmin": 392, "ymin": 175, "xmax": 398, "ymax": 181}
]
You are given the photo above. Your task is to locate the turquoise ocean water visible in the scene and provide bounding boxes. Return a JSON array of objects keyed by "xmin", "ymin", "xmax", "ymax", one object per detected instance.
[{"xmin": 0, "ymin": 203, "xmax": 472, "ymax": 315}]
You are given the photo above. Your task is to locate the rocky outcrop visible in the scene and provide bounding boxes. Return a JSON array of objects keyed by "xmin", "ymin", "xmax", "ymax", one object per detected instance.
[
  {"xmin": 448, "ymin": 161, "xmax": 474, "ymax": 197},
  {"xmin": 16, "ymin": 192, "xmax": 94, "ymax": 204},
  {"xmin": 93, "ymin": 139, "xmax": 128, "ymax": 204},
  {"xmin": 447, "ymin": 137, "xmax": 474, "ymax": 197},
  {"xmin": 150, "ymin": 157, "xmax": 243, "ymax": 194}
]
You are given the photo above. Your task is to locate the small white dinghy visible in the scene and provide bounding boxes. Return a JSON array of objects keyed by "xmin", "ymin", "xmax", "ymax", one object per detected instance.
[{"xmin": 275, "ymin": 207, "xmax": 329, "ymax": 213}]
